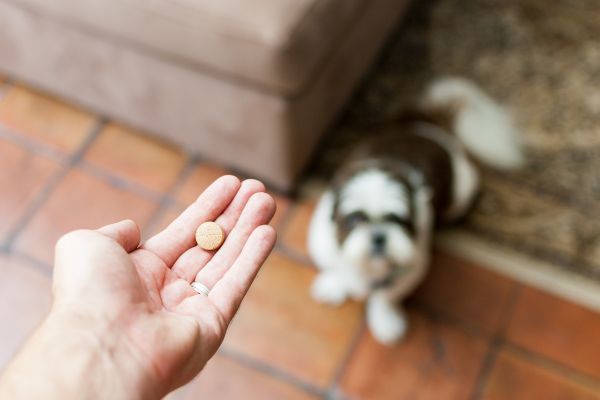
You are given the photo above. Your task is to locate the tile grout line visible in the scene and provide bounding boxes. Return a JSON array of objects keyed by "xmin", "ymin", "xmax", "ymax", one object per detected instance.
[
  {"xmin": 0, "ymin": 118, "xmax": 187, "ymax": 213},
  {"xmin": 78, "ymin": 159, "xmax": 166, "ymax": 203},
  {"xmin": 3, "ymin": 118, "xmax": 106, "ymax": 253},
  {"xmin": 469, "ymin": 283, "xmax": 522, "ymax": 400},
  {"xmin": 1, "ymin": 106, "xmax": 300, "ymax": 250},
  {"xmin": 504, "ymin": 342, "xmax": 600, "ymax": 391},
  {"xmin": 0, "ymin": 124, "xmax": 67, "ymax": 163},
  {"xmin": 326, "ymin": 322, "xmax": 367, "ymax": 399},
  {"xmin": 10, "ymin": 250, "xmax": 54, "ymax": 278},
  {"xmin": 468, "ymin": 329, "xmax": 503, "ymax": 399},
  {"xmin": 218, "ymin": 347, "xmax": 326, "ymax": 398},
  {"xmin": 141, "ymin": 158, "xmax": 199, "ymax": 239}
]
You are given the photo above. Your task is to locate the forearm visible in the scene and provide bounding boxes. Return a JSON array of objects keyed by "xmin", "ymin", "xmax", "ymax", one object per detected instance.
[{"xmin": 0, "ymin": 310, "xmax": 161, "ymax": 400}]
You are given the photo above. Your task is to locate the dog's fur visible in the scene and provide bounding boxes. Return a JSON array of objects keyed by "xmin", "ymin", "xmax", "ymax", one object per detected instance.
[{"xmin": 307, "ymin": 78, "xmax": 523, "ymax": 344}]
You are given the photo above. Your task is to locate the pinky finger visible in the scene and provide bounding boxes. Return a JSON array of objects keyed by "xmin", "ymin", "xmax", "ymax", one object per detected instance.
[{"xmin": 209, "ymin": 225, "xmax": 276, "ymax": 322}]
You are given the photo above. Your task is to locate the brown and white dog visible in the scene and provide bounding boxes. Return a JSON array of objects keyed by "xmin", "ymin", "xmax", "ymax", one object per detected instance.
[{"xmin": 307, "ymin": 78, "xmax": 523, "ymax": 344}]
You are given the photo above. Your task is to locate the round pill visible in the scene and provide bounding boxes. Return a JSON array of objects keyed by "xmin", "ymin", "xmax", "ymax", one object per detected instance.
[{"xmin": 195, "ymin": 222, "xmax": 225, "ymax": 251}]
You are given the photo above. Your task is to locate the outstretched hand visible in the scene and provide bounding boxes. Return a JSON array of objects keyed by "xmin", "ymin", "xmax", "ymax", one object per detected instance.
[{"xmin": 1, "ymin": 176, "xmax": 276, "ymax": 399}]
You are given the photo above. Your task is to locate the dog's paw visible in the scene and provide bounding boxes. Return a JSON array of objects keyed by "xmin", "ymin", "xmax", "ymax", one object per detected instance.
[
  {"xmin": 368, "ymin": 305, "xmax": 408, "ymax": 345},
  {"xmin": 370, "ymin": 312, "xmax": 407, "ymax": 345},
  {"xmin": 311, "ymin": 273, "xmax": 348, "ymax": 306}
]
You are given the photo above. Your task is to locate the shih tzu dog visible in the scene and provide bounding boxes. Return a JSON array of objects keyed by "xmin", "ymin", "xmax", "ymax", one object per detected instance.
[{"xmin": 307, "ymin": 78, "xmax": 523, "ymax": 344}]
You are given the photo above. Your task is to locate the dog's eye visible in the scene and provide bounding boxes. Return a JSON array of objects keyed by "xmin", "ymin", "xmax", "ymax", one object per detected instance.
[
  {"xmin": 343, "ymin": 211, "xmax": 368, "ymax": 229},
  {"xmin": 383, "ymin": 213, "xmax": 407, "ymax": 225},
  {"xmin": 383, "ymin": 213, "xmax": 415, "ymax": 234}
]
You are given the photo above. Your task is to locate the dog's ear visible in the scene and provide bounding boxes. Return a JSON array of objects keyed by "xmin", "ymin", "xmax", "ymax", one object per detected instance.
[
  {"xmin": 331, "ymin": 188, "xmax": 340, "ymax": 221},
  {"xmin": 415, "ymin": 186, "xmax": 433, "ymax": 204},
  {"xmin": 413, "ymin": 186, "xmax": 434, "ymax": 231}
]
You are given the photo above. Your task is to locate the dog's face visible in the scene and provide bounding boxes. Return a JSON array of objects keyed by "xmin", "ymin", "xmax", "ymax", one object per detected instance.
[{"xmin": 333, "ymin": 169, "xmax": 419, "ymax": 281}]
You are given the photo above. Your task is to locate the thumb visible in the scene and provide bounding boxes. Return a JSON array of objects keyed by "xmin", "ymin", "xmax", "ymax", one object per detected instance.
[
  {"xmin": 52, "ymin": 221, "xmax": 141, "ymax": 304},
  {"xmin": 96, "ymin": 219, "xmax": 141, "ymax": 253}
]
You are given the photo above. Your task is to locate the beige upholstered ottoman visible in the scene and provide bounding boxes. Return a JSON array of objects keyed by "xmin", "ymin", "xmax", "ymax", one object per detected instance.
[{"xmin": 0, "ymin": 0, "xmax": 408, "ymax": 189}]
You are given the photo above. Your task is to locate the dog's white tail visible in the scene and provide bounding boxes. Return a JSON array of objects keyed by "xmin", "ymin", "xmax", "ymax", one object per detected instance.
[{"xmin": 422, "ymin": 77, "xmax": 524, "ymax": 170}]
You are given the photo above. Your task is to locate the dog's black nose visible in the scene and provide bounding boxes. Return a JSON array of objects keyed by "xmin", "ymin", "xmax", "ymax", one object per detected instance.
[{"xmin": 372, "ymin": 233, "xmax": 387, "ymax": 253}]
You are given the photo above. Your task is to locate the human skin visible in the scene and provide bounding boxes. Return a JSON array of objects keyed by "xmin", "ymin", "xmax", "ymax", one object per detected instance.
[{"xmin": 0, "ymin": 175, "xmax": 276, "ymax": 399}]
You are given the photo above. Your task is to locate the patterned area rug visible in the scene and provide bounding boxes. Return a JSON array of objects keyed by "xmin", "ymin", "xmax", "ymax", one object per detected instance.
[{"xmin": 307, "ymin": 0, "xmax": 600, "ymax": 308}]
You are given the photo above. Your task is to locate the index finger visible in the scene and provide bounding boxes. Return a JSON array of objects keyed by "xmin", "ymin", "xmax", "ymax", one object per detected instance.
[{"xmin": 141, "ymin": 175, "xmax": 240, "ymax": 266}]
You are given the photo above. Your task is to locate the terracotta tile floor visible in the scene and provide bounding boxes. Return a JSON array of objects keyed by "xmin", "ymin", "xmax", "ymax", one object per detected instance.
[{"xmin": 1, "ymin": 81, "xmax": 600, "ymax": 399}]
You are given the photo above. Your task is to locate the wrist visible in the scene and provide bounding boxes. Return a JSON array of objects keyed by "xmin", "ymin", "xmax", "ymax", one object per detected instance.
[
  {"xmin": 48, "ymin": 307, "xmax": 165, "ymax": 399},
  {"xmin": 0, "ymin": 308, "xmax": 164, "ymax": 400}
]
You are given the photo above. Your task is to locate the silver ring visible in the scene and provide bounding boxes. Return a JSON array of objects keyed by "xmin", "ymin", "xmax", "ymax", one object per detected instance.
[{"xmin": 191, "ymin": 281, "xmax": 210, "ymax": 296}]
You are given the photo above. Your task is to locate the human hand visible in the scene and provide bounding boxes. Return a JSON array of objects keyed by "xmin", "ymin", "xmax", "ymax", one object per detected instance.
[{"xmin": 0, "ymin": 176, "xmax": 276, "ymax": 399}]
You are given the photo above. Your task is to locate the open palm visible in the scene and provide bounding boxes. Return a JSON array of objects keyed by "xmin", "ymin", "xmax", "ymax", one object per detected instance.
[{"xmin": 52, "ymin": 176, "xmax": 276, "ymax": 396}]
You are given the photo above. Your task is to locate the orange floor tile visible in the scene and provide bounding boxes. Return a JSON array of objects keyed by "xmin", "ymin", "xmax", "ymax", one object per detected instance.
[
  {"xmin": 223, "ymin": 252, "xmax": 363, "ymax": 387},
  {"xmin": 173, "ymin": 163, "xmax": 230, "ymax": 206},
  {"xmin": 1, "ymin": 81, "xmax": 600, "ymax": 399},
  {"xmin": 280, "ymin": 200, "xmax": 316, "ymax": 259},
  {"xmin": 0, "ymin": 140, "xmax": 61, "ymax": 242},
  {"xmin": 411, "ymin": 252, "xmax": 516, "ymax": 336},
  {"xmin": 13, "ymin": 168, "xmax": 160, "ymax": 265},
  {"xmin": 341, "ymin": 312, "xmax": 489, "ymax": 399},
  {"xmin": 506, "ymin": 286, "xmax": 600, "ymax": 380},
  {"xmin": 482, "ymin": 350, "xmax": 600, "ymax": 400},
  {"xmin": 84, "ymin": 123, "xmax": 187, "ymax": 193},
  {"xmin": 0, "ymin": 86, "xmax": 95, "ymax": 153},
  {"xmin": 0, "ymin": 254, "xmax": 52, "ymax": 367},
  {"xmin": 182, "ymin": 354, "xmax": 319, "ymax": 400}
]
